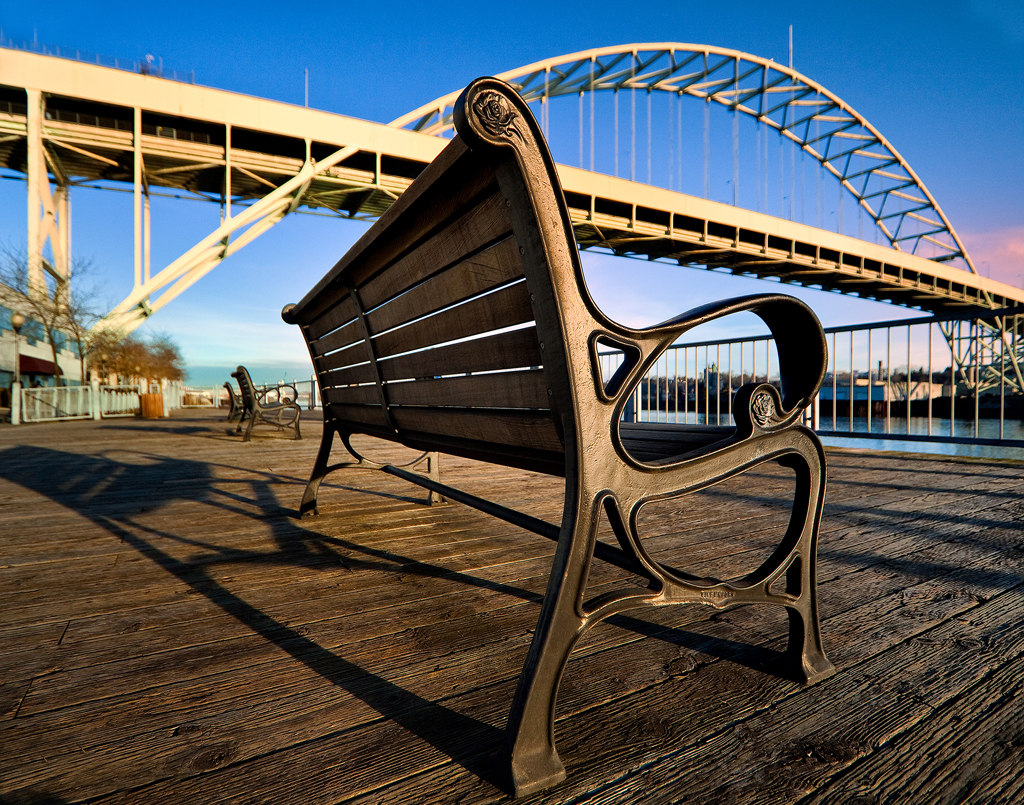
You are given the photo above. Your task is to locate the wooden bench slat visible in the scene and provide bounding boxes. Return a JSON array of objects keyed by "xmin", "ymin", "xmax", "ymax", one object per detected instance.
[
  {"xmin": 319, "ymin": 362, "xmax": 377, "ymax": 389},
  {"xmin": 314, "ymin": 338, "xmax": 374, "ymax": 374},
  {"xmin": 370, "ymin": 280, "xmax": 534, "ymax": 360},
  {"xmin": 366, "ymin": 236, "xmax": 523, "ymax": 336},
  {"xmin": 322, "ymin": 384, "xmax": 381, "ymax": 408},
  {"xmin": 310, "ymin": 318, "xmax": 363, "ymax": 358},
  {"xmin": 305, "ymin": 293, "xmax": 358, "ymax": 342},
  {"xmin": 402, "ymin": 432, "xmax": 567, "ymax": 477},
  {"xmin": 386, "ymin": 369, "xmax": 549, "ymax": 410},
  {"xmin": 324, "ymin": 402, "xmax": 392, "ymax": 434},
  {"xmin": 293, "ymin": 141, "xmax": 496, "ymax": 324},
  {"xmin": 619, "ymin": 423, "xmax": 735, "ymax": 463},
  {"xmin": 358, "ymin": 189, "xmax": 513, "ymax": 312},
  {"xmin": 377, "ymin": 327, "xmax": 543, "ymax": 383},
  {"xmin": 336, "ymin": 142, "xmax": 496, "ymax": 292},
  {"xmin": 392, "ymin": 406, "xmax": 563, "ymax": 453}
]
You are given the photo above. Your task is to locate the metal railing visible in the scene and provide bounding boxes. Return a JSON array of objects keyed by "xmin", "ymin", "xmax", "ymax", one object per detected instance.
[
  {"xmin": 600, "ymin": 307, "xmax": 1024, "ymax": 448},
  {"xmin": 100, "ymin": 386, "xmax": 141, "ymax": 417},
  {"xmin": 219, "ymin": 377, "xmax": 321, "ymax": 410},
  {"xmin": 284, "ymin": 378, "xmax": 319, "ymax": 410},
  {"xmin": 19, "ymin": 386, "xmax": 93, "ymax": 423},
  {"xmin": 12, "ymin": 384, "xmax": 162, "ymax": 423},
  {"xmin": 181, "ymin": 387, "xmax": 218, "ymax": 408}
]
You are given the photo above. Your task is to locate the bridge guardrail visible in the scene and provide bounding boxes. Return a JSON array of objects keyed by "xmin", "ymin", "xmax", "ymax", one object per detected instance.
[{"xmin": 0, "ymin": 34, "xmax": 195, "ymax": 84}]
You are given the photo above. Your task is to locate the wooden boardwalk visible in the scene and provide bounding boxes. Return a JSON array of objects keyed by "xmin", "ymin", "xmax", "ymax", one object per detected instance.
[{"xmin": 2, "ymin": 409, "xmax": 1023, "ymax": 804}]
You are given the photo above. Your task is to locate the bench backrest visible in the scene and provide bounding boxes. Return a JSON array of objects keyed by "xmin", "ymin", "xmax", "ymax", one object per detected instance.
[
  {"xmin": 232, "ymin": 366, "xmax": 260, "ymax": 412},
  {"xmin": 283, "ymin": 80, "xmax": 583, "ymax": 476},
  {"xmin": 285, "ymin": 78, "xmax": 828, "ymax": 481}
]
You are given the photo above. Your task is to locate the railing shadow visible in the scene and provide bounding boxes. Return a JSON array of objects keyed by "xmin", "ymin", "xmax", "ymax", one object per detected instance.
[
  {"xmin": 9, "ymin": 441, "xmax": 1011, "ymax": 792},
  {"xmin": 0, "ymin": 445, "xmax": 510, "ymax": 789}
]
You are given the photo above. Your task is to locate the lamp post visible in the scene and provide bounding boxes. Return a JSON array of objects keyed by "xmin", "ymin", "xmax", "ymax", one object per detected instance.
[{"xmin": 10, "ymin": 311, "xmax": 25, "ymax": 425}]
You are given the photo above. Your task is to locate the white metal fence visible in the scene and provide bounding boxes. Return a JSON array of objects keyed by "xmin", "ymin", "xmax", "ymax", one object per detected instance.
[
  {"xmin": 284, "ymin": 378, "xmax": 319, "ymax": 409},
  {"xmin": 19, "ymin": 386, "xmax": 94, "ymax": 423},
  {"xmin": 11, "ymin": 381, "xmax": 186, "ymax": 424},
  {"xmin": 100, "ymin": 386, "xmax": 141, "ymax": 417}
]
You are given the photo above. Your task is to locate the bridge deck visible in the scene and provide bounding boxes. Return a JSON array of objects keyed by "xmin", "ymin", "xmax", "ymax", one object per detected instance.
[
  {"xmin": 7, "ymin": 47, "xmax": 1024, "ymax": 335},
  {"xmin": 2, "ymin": 410, "xmax": 1023, "ymax": 804}
]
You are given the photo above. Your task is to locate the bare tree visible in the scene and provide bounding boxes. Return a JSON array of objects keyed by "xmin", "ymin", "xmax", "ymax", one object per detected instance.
[
  {"xmin": 0, "ymin": 245, "xmax": 107, "ymax": 386},
  {"xmin": 59, "ymin": 274, "xmax": 110, "ymax": 383},
  {"xmin": 3, "ymin": 244, "xmax": 186, "ymax": 390}
]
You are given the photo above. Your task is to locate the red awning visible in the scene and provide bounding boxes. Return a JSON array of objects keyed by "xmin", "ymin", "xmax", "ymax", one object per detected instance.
[{"xmin": 18, "ymin": 356, "xmax": 58, "ymax": 375}]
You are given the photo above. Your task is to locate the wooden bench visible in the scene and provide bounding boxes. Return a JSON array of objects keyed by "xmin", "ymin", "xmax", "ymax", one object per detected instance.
[
  {"xmin": 231, "ymin": 366, "xmax": 302, "ymax": 442},
  {"xmin": 282, "ymin": 77, "xmax": 833, "ymax": 796}
]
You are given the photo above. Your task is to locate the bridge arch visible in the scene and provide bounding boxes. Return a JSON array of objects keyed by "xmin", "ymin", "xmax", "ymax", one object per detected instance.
[{"xmin": 392, "ymin": 44, "xmax": 976, "ymax": 274}]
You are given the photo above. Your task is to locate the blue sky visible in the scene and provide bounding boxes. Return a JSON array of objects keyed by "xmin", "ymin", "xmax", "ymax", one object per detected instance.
[{"xmin": 1, "ymin": 0, "xmax": 1022, "ymax": 385}]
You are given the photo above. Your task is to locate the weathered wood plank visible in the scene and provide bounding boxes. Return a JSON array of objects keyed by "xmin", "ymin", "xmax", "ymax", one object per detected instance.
[
  {"xmin": 366, "ymin": 236, "xmax": 523, "ymax": 336},
  {"xmin": 12, "ymin": 485, "xmax": 1019, "ymax": 786},
  {"xmin": 2, "ymin": 412, "xmax": 1024, "ymax": 805},
  {"xmin": 327, "ymin": 561, "xmax": 1024, "ymax": 805},
  {"xmin": 369, "ymin": 279, "xmax": 534, "ymax": 360},
  {"xmin": 34, "ymin": 507, "xmax": 1022, "ymax": 805},
  {"xmin": 358, "ymin": 191, "xmax": 513, "ymax": 312},
  {"xmin": 554, "ymin": 588, "xmax": 1024, "ymax": 805},
  {"xmin": 387, "ymin": 369, "xmax": 549, "ymax": 410},
  {"xmin": 801, "ymin": 653, "xmax": 1024, "ymax": 805},
  {"xmin": 378, "ymin": 326, "xmax": 543, "ymax": 382}
]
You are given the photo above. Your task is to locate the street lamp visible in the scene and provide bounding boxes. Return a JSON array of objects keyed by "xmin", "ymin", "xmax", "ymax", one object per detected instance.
[{"xmin": 10, "ymin": 311, "xmax": 25, "ymax": 425}]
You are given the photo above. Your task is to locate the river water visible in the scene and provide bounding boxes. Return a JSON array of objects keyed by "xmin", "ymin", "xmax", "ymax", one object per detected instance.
[{"xmin": 636, "ymin": 410, "xmax": 1024, "ymax": 460}]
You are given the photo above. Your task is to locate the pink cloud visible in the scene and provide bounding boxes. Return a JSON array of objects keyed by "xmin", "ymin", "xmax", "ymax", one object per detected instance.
[{"xmin": 960, "ymin": 226, "xmax": 1024, "ymax": 286}]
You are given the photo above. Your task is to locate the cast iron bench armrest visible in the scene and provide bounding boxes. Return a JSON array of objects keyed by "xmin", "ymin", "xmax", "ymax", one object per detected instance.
[
  {"xmin": 604, "ymin": 292, "xmax": 827, "ymax": 429},
  {"xmin": 256, "ymin": 381, "xmax": 298, "ymax": 403}
]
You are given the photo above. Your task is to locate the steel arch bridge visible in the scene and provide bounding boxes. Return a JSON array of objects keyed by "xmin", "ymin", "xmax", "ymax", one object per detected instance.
[
  {"xmin": 3, "ymin": 42, "xmax": 1022, "ymax": 394},
  {"xmin": 395, "ymin": 44, "xmax": 975, "ymax": 273}
]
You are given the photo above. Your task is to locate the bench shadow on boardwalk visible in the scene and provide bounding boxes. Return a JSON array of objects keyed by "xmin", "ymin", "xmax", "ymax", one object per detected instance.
[{"xmin": 2, "ymin": 409, "xmax": 1024, "ymax": 804}]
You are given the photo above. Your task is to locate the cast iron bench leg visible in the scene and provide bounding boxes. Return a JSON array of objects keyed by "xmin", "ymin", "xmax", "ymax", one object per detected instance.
[
  {"xmin": 301, "ymin": 425, "xmax": 338, "ymax": 517},
  {"xmin": 779, "ymin": 439, "xmax": 834, "ymax": 683},
  {"xmin": 502, "ymin": 495, "xmax": 599, "ymax": 796}
]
